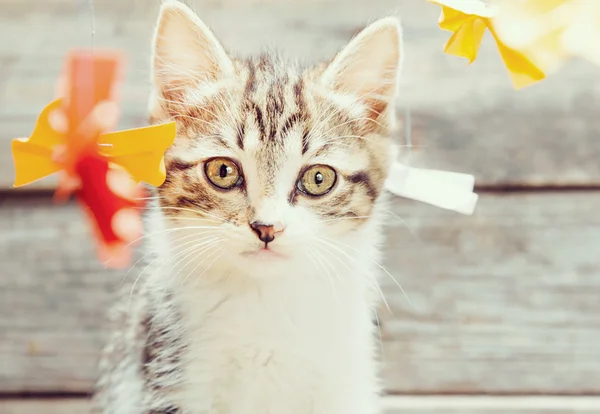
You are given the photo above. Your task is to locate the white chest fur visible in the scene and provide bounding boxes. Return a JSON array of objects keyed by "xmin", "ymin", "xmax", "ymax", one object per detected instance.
[{"xmin": 170, "ymin": 264, "xmax": 382, "ymax": 414}]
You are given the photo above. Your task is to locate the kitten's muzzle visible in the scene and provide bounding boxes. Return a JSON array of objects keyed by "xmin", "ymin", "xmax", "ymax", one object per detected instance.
[{"xmin": 250, "ymin": 222, "xmax": 277, "ymax": 245}]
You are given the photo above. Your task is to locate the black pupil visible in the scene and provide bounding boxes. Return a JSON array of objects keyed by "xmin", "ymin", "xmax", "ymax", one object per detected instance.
[
  {"xmin": 314, "ymin": 171, "xmax": 324, "ymax": 185},
  {"xmin": 219, "ymin": 164, "xmax": 229, "ymax": 178}
]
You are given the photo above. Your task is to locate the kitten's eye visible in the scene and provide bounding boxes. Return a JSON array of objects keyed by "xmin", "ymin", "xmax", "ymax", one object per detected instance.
[
  {"xmin": 204, "ymin": 158, "xmax": 243, "ymax": 190},
  {"xmin": 298, "ymin": 165, "xmax": 337, "ymax": 197}
]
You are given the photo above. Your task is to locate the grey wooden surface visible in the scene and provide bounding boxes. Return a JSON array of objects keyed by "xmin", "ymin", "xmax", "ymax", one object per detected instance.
[
  {"xmin": 2, "ymin": 0, "xmax": 600, "ymax": 409},
  {"xmin": 3, "ymin": 396, "xmax": 600, "ymax": 414},
  {"xmin": 2, "ymin": 0, "xmax": 600, "ymax": 189},
  {"xmin": 2, "ymin": 193, "xmax": 600, "ymax": 394}
]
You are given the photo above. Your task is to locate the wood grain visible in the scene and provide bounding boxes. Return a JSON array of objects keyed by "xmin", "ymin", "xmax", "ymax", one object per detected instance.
[
  {"xmin": 0, "ymin": 400, "xmax": 90, "ymax": 414},
  {"xmin": 1, "ymin": 0, "xmax": 600, "ymax": 189},
  {"xmin": 1, "ymin": 193, "xmax": 599, "ymax": 394},
  {"xmin": 2, "ymin": 397, "xmax": 600, "ymax": 414}
]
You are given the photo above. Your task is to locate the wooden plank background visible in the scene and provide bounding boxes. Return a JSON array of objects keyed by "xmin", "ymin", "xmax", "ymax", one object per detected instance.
[
  {"xmin": 2, "ymin": 0, "xmax": 600, "ymax": 189},
  {"xmin": 1, "ymin": 0, "xmax": 600, "ymax": 412},
  {"xmin": 2, "ymin": 193, "xmax": 600, "ymax": 395},
  {"xmin": 3, "ymin": 396, "xmax": 600, "ymax": 414}
]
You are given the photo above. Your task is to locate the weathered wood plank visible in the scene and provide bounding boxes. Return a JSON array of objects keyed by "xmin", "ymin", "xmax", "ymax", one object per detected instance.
[
  {"xmin": 380, "ymin": 193, "xmax": 600, "ymax": 394},
  {"xmin": 1, "ymin": 193, "xmax": 600, "ymax": 394},
  {"xmin": 0, "ymin": 399, "xmax": 89, "ymax": 414},
  {"xmin": 1, "ymin": 0, "xmax": 599, "ymax": 189},
  {"xmin": 2, "ymin": 397, "xmax": 600, "ymax": 414},
  {"xmin": 383, "ymin": 396, "xmax": 600, "ymax": 413}
]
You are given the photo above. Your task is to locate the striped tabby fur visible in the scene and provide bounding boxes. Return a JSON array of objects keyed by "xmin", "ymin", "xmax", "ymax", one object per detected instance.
[{"xmin": 92, "ymin": 0, "xmax": 402, "ymax": 413}]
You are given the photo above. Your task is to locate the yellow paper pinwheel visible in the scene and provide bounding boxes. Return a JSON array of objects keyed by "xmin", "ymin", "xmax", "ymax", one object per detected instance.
[
  {"xmin": 493, "ymin": 0, "xmax": 600, "ymax": 70},
  {"xmin": 428, "ymin": 0, "xmax": 547, "ymax": 89},
  {"xmin": 12, "ymin": 99, "xmax": 176, "ymax": 188}
]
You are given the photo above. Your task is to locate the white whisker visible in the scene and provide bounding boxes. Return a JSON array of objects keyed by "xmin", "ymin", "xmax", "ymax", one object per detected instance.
[
  {"xmin": 320, "ymin": 215, "xmax": 371, "ymax": 224},
  {"xmin": 172, "ymin": 239, "xmax": 223, "ymax": 286},
  {"xmin": 126, "ymin": 228, "xmax": 224, "ymax": 309},
  {"xmin": 317, "ymin": 236, "xmax": 413, "ymax": 310},
  {"xmin": 314, "ymin": 237, "xmax": 391, "ymax": 315},
  {"xmin": 157, "ymin": 206, "xmax": 229, "ymax": 224},
  {"xmin": 178, "ymin": 240, "xmax": 223, "ymax": 285},
  {"xmin": 119, "ymin": 230, "xmax": 221, "ymax": 287},
  {"xmin": 306, "ymin": 246, "xmax": 340, "ymax": 303},
  {"xmin": 191, "ymin": 247, "xmax": 224, "ymax": 287}
]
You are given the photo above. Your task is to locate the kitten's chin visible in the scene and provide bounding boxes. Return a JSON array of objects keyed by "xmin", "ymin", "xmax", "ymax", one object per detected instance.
[
  {"xmin": 218, "ymin": 244, "xmax": 303, "ymax": 277},
  {"xmin": 240, "ymin": 247, "xmax": 288, "ymax": 261}
]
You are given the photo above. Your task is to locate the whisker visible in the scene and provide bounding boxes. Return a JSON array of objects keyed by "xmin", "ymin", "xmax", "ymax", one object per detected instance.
[
  {"xmin": 316, "ymin": 236, "xmax": 414, "ymax": 310},
  {"xmin": 312, "ymin": 243, "xmax": 345, "ymax": 286},
  {"xmin": 159, "ymin": 215, "xmax": 223, "ymax": 225},
  {"xmin": 319, "ymin": 135, "xmax": 424, "ymax": 150},
  {"xmin": 135, "ymin": 195, "xmax": 165, "ymax": 201},
  {"xmin": 127, "ymin": 238, "xmax": 210, "ymax": 310},
  {"xmin": 138, "ymin": 204, "xmax": 225, "ymax": 225},
  {"xmin": 309, "ymin": 98, "xmax": 359, "ymax": 138},
  {"xmin": 174, "ymin": 239, "xmax": 223, "ymax": 286},
  {"xmin": 191, "ymin": 247, "xmax": 224, "ymax": 287},
  {"xmin": 105, "ymin": 225, "xmax": 226, "ymax": 262},
  {"xmin": 178, "ymin": 242, "xmax": 223, "ymax": 287},
  {"xmin": 125, "ymin": 225, "xmax": 225, "ymax": 307},
  {"xmin": 305, "ymin": 247, "xmax": 339, "ymax": 303},
  {"xmin": 317, "ymin": 117, "xmax": 386, "ymax": 145},
  {"xmin": 320, "ymin": 210, "xmax": 432, "ymax": 276},
  {"xmin": 315, "ymin": 238, "xmax": 391, "ymax": 315},
  {"xmin": 158, "ymin": 239, "xmax": 222, "ymax": 300},
  {"xmin": 304, "ymin": 247, "xmax": 323, "ymax": 274},
  {"xmin": 381, "ymin": 208, "xmax": 435, "ymax": 275},
  {"xmin": 157, "ymin": 206, "xmax": 229, "ymax": 224},
  {"xmin": 174, "ymin": 113, "xmax": 226, "ymax": 129},
  {"xmin": 119, "ymin": 230, "xmax": 220, "ymax": 287},
  {"xmin": 382, "ymin": 208, "xmax": 424, "ymax": 246},
  {"xmin": 319, "ymin": 134, "xmax": 379, "ymax": 147},
  {"xmin": 320, "ymin": 215, "xmax": 371, "ymax": 224}
]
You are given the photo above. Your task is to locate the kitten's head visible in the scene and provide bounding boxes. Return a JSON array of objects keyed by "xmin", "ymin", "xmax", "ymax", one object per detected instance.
[{"xmin": 150, "ymin": 1, "xmax": 402, "ymax": 274}]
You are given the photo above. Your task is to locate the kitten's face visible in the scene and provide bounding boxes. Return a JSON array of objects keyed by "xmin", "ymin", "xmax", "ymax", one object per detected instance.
[{"xmin": 150, "ymin": 2, "xmax": 401, "ymax": 272}]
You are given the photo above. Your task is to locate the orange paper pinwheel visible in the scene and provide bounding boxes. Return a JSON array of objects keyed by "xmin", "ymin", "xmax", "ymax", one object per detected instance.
[
  {"xmin": 428, "ymin": 0, "xmax": 547, "ymax": 89},
  {"xmin": 11, "ymin": 50, "xmax": 176, "ymax": 267},
  {"xmin": 12, "ymin": 99, "xmax": 176, "ymax": 188},
  {"xmin": 12, "ymin": 52, "xmax": 176, "ymax": 188}
]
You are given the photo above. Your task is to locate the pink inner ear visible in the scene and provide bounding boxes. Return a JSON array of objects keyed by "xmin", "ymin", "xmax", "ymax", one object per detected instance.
[
  {"xmin": 323, "ymin": 19, "xmax": 401, "ymax": 122},
  {"xmin": 153, "ymin": 2, "xmax": 234, "ymax": 98},
  {"xmin": 363, "ymin": 96, "xmax": 388, "ymax": 121}
]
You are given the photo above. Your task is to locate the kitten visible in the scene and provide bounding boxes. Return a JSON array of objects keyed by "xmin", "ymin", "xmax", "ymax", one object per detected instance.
[{"xmin": 92, "ymin": 1, "xmax": 402, "ymax": 413}]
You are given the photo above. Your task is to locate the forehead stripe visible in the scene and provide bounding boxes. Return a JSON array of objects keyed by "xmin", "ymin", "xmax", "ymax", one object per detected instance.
[
  {"xmin": 236, "ymin": 121, "xmax": 245, "ymax": 150},
  {"xmin": 244, "ymin": 60, "xmax": 257, "ymax": 95},
  {"xmin": 301, "ymin": 130, "xmax": 310, "ymax": 155},
  {"xmin": 280, "ymin": 112, "xmax": 303, "ymax": 137},
  {"xmin": 244, "ymin": 100, "xmax": 266, "ymax": 140}
]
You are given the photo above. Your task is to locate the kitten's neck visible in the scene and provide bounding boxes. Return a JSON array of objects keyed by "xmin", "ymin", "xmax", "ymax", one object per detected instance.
[{"xmin": 173, "ymin": 258, "xmax": 376, "ymax": 355}]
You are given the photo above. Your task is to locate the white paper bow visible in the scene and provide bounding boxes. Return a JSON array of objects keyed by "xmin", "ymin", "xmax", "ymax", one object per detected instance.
[{"xmin": 384, "ymin": 162, "xmax": 478, "ymax": 215}]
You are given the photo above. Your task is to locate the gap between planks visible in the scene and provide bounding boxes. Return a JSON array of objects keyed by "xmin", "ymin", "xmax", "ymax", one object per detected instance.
[
  {"xmin": 1, "ymin": 396, "xmax": 600, "ymax": 413},
  {"xmin": 384, "ymin": 395, "xmax": 600, "ymax": 411},
  {"xmin": 5, "ymin": 185, "xmax": 600, "ymax": 195}
]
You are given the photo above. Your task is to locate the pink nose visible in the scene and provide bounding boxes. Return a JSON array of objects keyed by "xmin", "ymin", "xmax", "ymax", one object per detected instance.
[{"xmin": 250, "ymin": 222, "xmax": 276, "ymax": 244}]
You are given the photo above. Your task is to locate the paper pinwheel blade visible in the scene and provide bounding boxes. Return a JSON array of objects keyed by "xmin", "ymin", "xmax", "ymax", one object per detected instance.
[
  {"xmin": 98, "ymin": 121, "xmax": 176, "ymax": 187},
  {"xmin": 428, "ymin": 0, "xmax": 548, "ymax": 89},
  {"xmin": 11, "ymin": 99, "xmax": 65, "ymax": 187}
]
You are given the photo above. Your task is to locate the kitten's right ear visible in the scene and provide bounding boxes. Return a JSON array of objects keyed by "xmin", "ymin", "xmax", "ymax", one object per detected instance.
[{"xmin": 152, "ymin": 1, "xmax": 234, "ymax": 101}]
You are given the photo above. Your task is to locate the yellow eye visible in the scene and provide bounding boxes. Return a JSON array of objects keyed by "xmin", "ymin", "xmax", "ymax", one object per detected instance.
[
  {"xmin": 204, "ymin": 158, "xmax": 242, "ymax": 190},
  {"xmin": 298, "ymin": 165, "xmax": 337, "ymax": 196}
]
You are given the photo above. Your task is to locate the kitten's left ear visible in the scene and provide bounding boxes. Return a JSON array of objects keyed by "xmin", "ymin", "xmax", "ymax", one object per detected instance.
[{"xmin": 321, "ymin": 17, "xmax": 403, "ymax": 120}]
